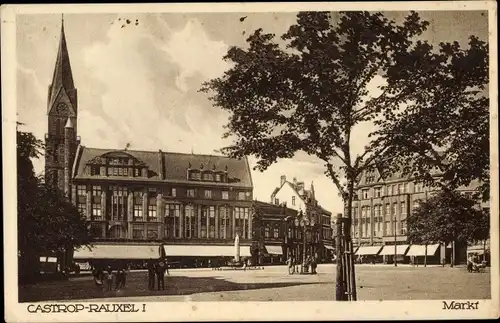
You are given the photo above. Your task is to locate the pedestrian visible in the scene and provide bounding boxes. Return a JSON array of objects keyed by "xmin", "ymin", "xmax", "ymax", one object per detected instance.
[
  {"xmin": 121, "ymin": 266, "xmax": 127, "ymax": 288},
  {"xmin": 164, "ymin": 258, "xmax": 170, "ymax": 276},
  {"xmin": 287, "ymin": 256, "xmax": 293, "ymax": 275},
  {"xmin": 467, "ymin": 253, "xmax": 475, "ymax": 272},
  {"xmin": 311, "ymin": 256, "xmax": 317, "ymax": 274},
  {"xmin": 115, "ymin": 268, "xmax": 123, "ymax": 290},
  {"xmin": 156, "ymin": 259, "xmax": 166, "ymax": 290},
  {"xmin": 106, "ymin": 267, "xmax": 113, "ymax": 292},
  {"xmin": 118, "ymin": 267, "xmax": 127, "ymax": 289},
  {"xmin": 147, "ymin": 260, "xmax": 156, "ymax": 290}
]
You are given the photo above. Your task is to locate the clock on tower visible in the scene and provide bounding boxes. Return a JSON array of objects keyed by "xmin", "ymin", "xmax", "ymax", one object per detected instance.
[{"xmin": 55, "ymin": 102, "xmax": 68, "ymax": 115}]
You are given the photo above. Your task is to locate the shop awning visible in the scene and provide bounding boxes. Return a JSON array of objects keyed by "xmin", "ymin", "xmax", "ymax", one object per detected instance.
[
  {"xmin": 467, "ymin": 243, "xmax": 489, "ymax": 255},
  {"xmin": 406, "ymin": 244, "xmax": 440, "ymax": 256},
  {"xmin": 468, "ymin": 249, "xmax": 487, "ymax": 255},
  {"xmin": 379, "ymin": 244, "xmax": 410, "ymax": 256},
  {"xmin": 265, "ymin": 245, "xmax": 283, "ymax": 255},
  {"xmin": 163, "ymin": 245, "xmax": 251, "ymax": 257},
  {"xmin": 324, "ymin": 245, "xmax": 335, "ymax": 250},
  {"xmin": 355, "ymin": 246, "xmax": 382, "ymax": 256},
  {"xmin": 74, "ymin": 244, "xmax": 161, "ymax": 260}
]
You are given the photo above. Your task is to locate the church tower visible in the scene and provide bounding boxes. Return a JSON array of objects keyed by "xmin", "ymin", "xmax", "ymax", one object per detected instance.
[{"xmin": 45, "ymin": 16, "xmax": 79, "ymax": 199}]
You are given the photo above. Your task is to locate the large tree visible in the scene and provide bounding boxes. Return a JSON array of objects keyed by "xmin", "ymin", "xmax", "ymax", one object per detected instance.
[
  {"xmin": 201, "ymin": 11, "xmax": 486, "ymax": 300},
  {"xmin": 17, "ymin": 125, "xmax": 91, "ymax": 283},
  {"xmin": 407, "ymin": 190, "xmax": 489, "ymax": 265}
]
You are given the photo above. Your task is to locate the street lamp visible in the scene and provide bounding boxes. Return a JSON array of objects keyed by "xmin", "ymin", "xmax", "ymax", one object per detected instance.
[
  {"xmin": 297, "ymin": 210, "xmax": 317, "ymax": 274},
  {"xmin": 294, "ymin": 218, "xmax": 299, "ymax": 272},
  {"xmin": 394, "ymin": 215, "xmax": 397, "ymax": 267}
]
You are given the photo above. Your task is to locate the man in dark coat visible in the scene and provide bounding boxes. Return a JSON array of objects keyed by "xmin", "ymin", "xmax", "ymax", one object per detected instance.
[
  {"xmin": 156, "ymin": 259, "xmax": 166, "ymax": 290},
  {"xmin": 147, "ymin": 260, "xmax": 155, "ymax": 290}
]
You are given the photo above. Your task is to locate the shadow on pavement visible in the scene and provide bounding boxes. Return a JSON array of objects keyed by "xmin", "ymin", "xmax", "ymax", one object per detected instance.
[{"xmin": 19, "ymin": 272, "xmax": 325, "ymax": 302}]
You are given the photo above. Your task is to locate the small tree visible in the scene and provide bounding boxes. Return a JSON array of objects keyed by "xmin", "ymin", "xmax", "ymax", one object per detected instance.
[
  {"xmin": 17, "ymin": 126, "xmax": 91, "ymax": 283},
  {"xmin": 407, "ymin": 190, "xmax": 489, "ymax": 266}
]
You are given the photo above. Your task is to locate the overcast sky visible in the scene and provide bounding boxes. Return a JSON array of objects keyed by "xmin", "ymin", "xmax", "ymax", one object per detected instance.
[{"xmin": 16, "ymin": 11, "xmax": 488, "ymax": 214}]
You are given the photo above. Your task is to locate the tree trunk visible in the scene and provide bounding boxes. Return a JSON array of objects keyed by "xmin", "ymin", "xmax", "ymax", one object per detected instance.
[
  {"xmin": 333, "ymin": 182, "xmax": 357, "ymax": 301},
  {"xmin": 424, "ymin": 244, "xmax": 427, "ymax": 267},
  {"xmin": 335, "ymin": 218, "xmax": 344, "ymax": 300},
  {"xmin": 483, "ymin": 240, "xmax": 486, "ymax": 263},
  {"xmin": 345, "ymin": 184, "xmax": 357, "ymax": 301},
  {"xmin": 451, "ymin": 241, "xmax": 455, "ymax": 267}
]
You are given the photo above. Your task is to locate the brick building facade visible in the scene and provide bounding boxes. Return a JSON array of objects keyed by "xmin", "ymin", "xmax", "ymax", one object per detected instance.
[{"xmin": 352, "ymin": 166, "xmax": 489, "ymax": 265}]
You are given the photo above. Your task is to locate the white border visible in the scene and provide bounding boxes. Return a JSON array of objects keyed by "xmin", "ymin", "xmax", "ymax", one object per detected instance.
[{"xmin": 2, "ymin": 2, "xmax": 498, "ymax": 321}]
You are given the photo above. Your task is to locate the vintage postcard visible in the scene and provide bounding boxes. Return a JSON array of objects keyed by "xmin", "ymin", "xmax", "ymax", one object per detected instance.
[{"xmin": 2, "ymin": 1, "xmax": 498, "ymax": 321}]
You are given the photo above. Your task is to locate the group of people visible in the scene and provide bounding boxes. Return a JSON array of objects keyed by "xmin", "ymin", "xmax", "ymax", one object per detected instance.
[
  {"xmin": 286, "ymin": 255, "xmax": 318, "ymax": 275},
  {"xmin": 467, "ymin": 253, "xmax": 486, "ymax": 273},
  {"xmin": 147, "ymin": 258, "xmax": 169, "ymax": 291},
  {"xmin": 92, "ymin": 258, "xmax": 170, "ymax": 292},
  {"xmin": 93, "ymin": 266, "xmax": 128, "ymax": 291}
]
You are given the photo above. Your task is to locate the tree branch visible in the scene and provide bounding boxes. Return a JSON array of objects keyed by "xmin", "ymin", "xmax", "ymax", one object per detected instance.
[{"xmin": 325, "ymin": 162, "xmax": 346, "ymax": 197}]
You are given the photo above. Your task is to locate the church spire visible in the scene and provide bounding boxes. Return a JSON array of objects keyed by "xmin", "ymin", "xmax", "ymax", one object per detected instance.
[{"xmin": 48, "ymin": 15, "xmax": 75, "ymax": 112}]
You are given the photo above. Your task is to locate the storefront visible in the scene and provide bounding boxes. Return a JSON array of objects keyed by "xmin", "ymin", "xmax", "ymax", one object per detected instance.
[
  {"xmin": 355, "ymin": 245, "xmax": 383, "ymax": 263},
  {"xmin": 262, "ymin": 245, "xmax": 284, "ymax": 264},
  {"xmin": 74, "ymin": 243, "xmax": 164, "ymax": 269},
  {"xmin": 379, "ymin": 244, "xmax": 410, "ymax": 264},
  {"xmin": 162, "ymin": 244, "xmax": 252, "ymax": 268},
  {"xmin": 406, "ymin": 244, "xmax": 441, "ymax": 265}
]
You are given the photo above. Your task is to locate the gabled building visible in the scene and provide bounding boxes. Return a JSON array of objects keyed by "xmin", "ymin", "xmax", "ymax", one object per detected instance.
[{"xmin": 270, "ymin": 175, "xmax": 334, "ymax": 260}]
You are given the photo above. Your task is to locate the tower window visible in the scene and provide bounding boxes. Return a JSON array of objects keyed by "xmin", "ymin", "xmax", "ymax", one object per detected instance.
[
  {"xmin": 55, "ymin": 119, "xmax": 61, "ymax": 136},
  {"xmin": 53, "ymin": 144, "xmax": 59, "ymax": 162}
]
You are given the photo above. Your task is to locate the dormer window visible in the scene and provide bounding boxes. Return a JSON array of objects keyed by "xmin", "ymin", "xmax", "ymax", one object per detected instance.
[
  {"xmin": 202, "ymin": 172, "xmax": 214, "ymax": 181},
  {"xmin": 215, "ymin": 174, "xmax": 221, "ymax": 182},
  {"xmin": 189, "ymin": 171, "xmax": 201, "ymax": 180}
]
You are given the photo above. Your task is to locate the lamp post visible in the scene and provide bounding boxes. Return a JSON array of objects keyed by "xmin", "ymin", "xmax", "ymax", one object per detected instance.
[
  {"xmin": 301, "ymin": 219, "xmax": 306, "ymax": 273},
  {"xmin": 297, "ymin": 210, "xmax": 315, "ymax": 274},
  {"xmin": 394, "ymin": 218, "xmax": 397, "ymax": 267},
  {"xmin": 294, "ymin": 218, "xmax": 300, "ymax": 273}
]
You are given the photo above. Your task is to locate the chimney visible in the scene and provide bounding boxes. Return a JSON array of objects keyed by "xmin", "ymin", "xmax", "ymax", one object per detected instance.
[
  {"xmin": 293, "ymin": 177, "xmax": 297, "ymax": 186},
  {"xmin": 310, "ymin": 181, "xmax": 316, "ymax": 200},
  {"xmin": 186, "ymin": 162, "xmax": 191, "ymax": 180},
  {"xmin": 296, "ymin": 181, "xmax": 304, "ymax": 193},
  {"xmin": 158, "ymin": 150, "xmax": 164, "ymax": 180},
  {"xmin": 280, "ymin": 175, "xmax": 286, "ymax": 187}
]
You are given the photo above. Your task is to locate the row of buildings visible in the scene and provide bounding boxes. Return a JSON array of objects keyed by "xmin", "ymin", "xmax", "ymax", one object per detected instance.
[
  {"xmin": 350, "ymin": 168, "xmax": 490, "ymax": 265},
  {"xmin": 43, "ymin": 19, "xmax": 334, "ymax": 268},
  {"xmin": 41, "ymin": 18, "xmax": 488, "ymax": 269}
]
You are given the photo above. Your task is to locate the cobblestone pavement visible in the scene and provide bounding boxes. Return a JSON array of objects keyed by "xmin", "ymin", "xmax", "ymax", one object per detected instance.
[{"xmin": 19, "ymin": 264, "xmax": 491, "ymax": 302}]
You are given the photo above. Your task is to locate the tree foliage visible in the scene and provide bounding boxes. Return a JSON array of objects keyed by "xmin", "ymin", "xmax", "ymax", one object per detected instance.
[
  {"xmin": 373, "ymin": 35, "xmax": 489, "ymax": 201},
  {"xmin": 407, "ymin": 190, "xmax": 489, "ymax": 245},
  {"xmin": 17, "ymin": 126, "xmax": 91, "ymax": 274},
  {"xmin": 201, "ymin": 11, "xmax": 433, "ymax": 202}
]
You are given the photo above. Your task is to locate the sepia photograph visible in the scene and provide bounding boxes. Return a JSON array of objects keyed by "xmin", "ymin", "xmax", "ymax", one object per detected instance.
[{"xmin": 2, "ymin": 1, "xmax": 498, "ymax": 321}]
